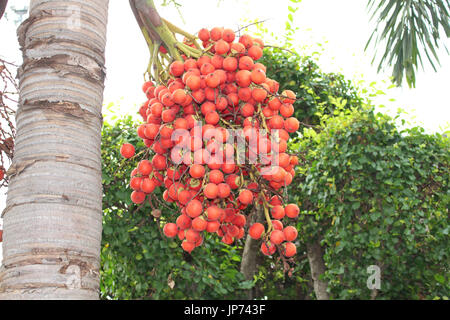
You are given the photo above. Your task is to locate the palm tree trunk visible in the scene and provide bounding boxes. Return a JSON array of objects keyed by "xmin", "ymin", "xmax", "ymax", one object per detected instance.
[{"xmin": 0, "ymin": 0, "xmax": 109, "ymax": 300}]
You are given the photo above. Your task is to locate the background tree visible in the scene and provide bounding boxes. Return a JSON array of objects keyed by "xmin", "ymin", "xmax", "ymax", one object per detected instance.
[
  {"xmin": 293, "ymin": 107, "xmax": 449, "ymax": 299},
  {"xmin": 0, "ymin": 0, "xmax": 109, "ymax": 299},
  {"xmin": 366, "ymin": 0, "xmax": 450, "ymax": 87}
]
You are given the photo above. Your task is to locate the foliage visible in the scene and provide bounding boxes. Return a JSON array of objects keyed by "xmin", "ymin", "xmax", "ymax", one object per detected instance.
[
  {"xmin": 100, "ymin": 114, "xmax": 253, "ymax": 300},
  {"xmin": 292, "ymin": 107, "xmax": 450, "ymax": 299},
  {"xmin": 260, "ymin": 47, "xmax": 363, "ymax": 126},
  {"xmin": 249, "ymin": 48, "xmax": 367, "ymax": 299},
  {"xmin": 366, "ymin": 0, "xmax": 450, "ymax": 88}
]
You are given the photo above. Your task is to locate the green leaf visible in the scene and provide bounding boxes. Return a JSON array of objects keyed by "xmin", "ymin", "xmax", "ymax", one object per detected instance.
[{"xmin": 434, "ymin": 274, "xmax": 445, "ymax": 284}]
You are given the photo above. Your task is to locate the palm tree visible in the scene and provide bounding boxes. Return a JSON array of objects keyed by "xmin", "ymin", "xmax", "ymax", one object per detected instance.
[
  {"xmin": 0, "ymin": 0, "xmax": 109, "ymax": 299},
  {"xmin": 366, "ymin": 0, "xmax": 450, "ymax": 88}
]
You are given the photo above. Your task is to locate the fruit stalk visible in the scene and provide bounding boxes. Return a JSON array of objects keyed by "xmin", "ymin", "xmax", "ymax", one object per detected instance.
[
  {"xmin": 129, "ymin": 0, "xmax": 204, "ymax": 83},
  {"xmin": 260, "ymin": 192, "xmax": 273, "ymax": 234}
]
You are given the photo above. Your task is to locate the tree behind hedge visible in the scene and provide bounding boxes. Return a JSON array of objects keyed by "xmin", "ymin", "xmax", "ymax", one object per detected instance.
[
  {"xmin": 99, "ymin": 49, "xmax": 449, "ymax": 299},
  {"xmin": 249, "ymin": 48, "xmax": 366, "ymax": 299},
  {"xmin": 293, "ymin": 108, "xmax": 449, "ymax": 299}
]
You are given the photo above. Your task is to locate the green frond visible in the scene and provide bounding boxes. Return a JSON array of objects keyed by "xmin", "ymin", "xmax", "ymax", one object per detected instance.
[{"xmin": 366, "ymin": 0, "xmax": 450, "ymax": 88}]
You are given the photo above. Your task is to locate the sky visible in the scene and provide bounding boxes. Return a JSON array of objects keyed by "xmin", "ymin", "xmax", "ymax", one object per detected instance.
[
  {"xmin": 2, "ymin": 0, "xmax": 449, "ymax": 130},
  {"xmin": 0, "ymin": 0, "xmax": 449, "ymax": 262}
]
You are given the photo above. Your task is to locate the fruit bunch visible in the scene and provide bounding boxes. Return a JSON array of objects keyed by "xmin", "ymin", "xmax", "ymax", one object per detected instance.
[{"xmin": 121, "ymin": 27, "xmax": 300, "ymax": 258}]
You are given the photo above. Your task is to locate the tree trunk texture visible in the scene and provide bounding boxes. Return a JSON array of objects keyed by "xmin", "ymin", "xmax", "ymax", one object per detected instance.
[
  {"xmin": 240, "ymin": 207, "xmax": 264, "ymax": 300},
  {"xmin": 0, "ymin": 0, "xmax": 109, "ymax": 300},
  {"xmin": 306, "ymin": 240, "xmax": 329, "ymax": 300}
]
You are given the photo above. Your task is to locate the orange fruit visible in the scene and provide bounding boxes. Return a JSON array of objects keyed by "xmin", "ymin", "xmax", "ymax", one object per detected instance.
[
  {"xmin": 189, "ymin": 164, "xmax": 205, "ymax": 178},
  {"xmin": 120, "ymin": 144, "xmax": 135, "ymax": 159},
  {"xmin": 210, "ymin": 27, "xmax": 224, "ymax": 41},
  {"xmin": 235, "ymin": 70, "xmax": 252, "ymax": 87},
  {"xmin": 283, "ymin": 242, "xmax": 297, "ymax": 257},
  {"xmin": 285, "ymin": 204, "xmax": 299, "ymax": 218},
  {"xmin": 192, "ymin": 216, "xmax": 207, "ymax": 231},
  {"xmin": 271, "ymin": 205, "xmax": 285, "ymax": 219},
  {"xmin": 249, "ymin": 223, "xmax": 265, "ymax": 239},
  {"xmin": 261, "ymin": 241, "xmax": 276, "ymax": 256},
  {"xmin": 238, "ymin": 56, "xmax": 254, "ymax": 70},
  {"xmin": 209, "ymin": 169, "xmax": 224, "ymax": 184},
  {"xmin": 186, "ymin": 75, "xmax": 201, "ymax": 91},
  {"xmin": 169, "ymin": 61, "xmax": 184, "ymax": 77},
  {"xmin": 239, "ymin": 34, "xmax": 253, "ymax": 48},
  {"xmin": 206, "ymin": 205, "xmax": 222, "ymax": 221},
  {"xmin": 283, "ymin": 226, "xmax": 298, "ymax": 242},
  {"xmin": 204, "ymin": 183, "xmax": 219, "ymax": 199},
  {"xmin": 222, "ymin": 28, "xmax": 235, "ymax": 42},
  {"xmin": 214, "ymin": 39, "xmax": 230, "ymax": 55},
  {"xmin": 238, "ymin": 189, "xmax": 253, "ymax": 204},
  {"xmin": 251, "ymin": 68, "xmax": 266, "ymax": 84},
  {"xmin": 198, "ymin": 28, "xmax": 210, "ymax": 41},
  {"xmin": 163, "ymin": 223, "xmax": 178, "ymax": 238},
  {"xmin": 176, "ymin": 214, "xmax": 192, "ymax": 230},
  {"xmin": 284, "ymin": 117, "xmax": 300, "ymax": 133},
  {"xmin": 223, "ymin": 57, "xmax": 238, "ymax": 71},
  {"xmin": 270, "ymin": 230, "xmax": 285, "ymax": 245},
  {"xmin": 131, "ymin": 191, "xmax": 146, "ymax": 204},
  {"xmin": 186, "ymin": 199, "xmax": 203, "ymax": 218},
  {"xmin": 138, "ymin": 160, "xmax": 153, "ymax": 176}
]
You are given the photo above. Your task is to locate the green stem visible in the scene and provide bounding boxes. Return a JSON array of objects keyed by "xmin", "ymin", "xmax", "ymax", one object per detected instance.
[
  {"xmin": 162, "ymin": 18, "xmax": 202, "ymax": 50},
  {"xmin": 131, "ymin": 0, "xmax": 207, "ymax": 84},
  {"xmin": 140, "ymin": 0, "xmax": 183, "ymax": 61},
  {"xmin": 260, "ymin": 192, "xmax": 273, "ymax": 234}
]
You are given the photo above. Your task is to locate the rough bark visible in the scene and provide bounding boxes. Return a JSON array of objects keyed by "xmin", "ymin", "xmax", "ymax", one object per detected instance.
[
  {"xmin": 0, "ymin": 0, "xmax": 109, "ymax": 300},
  {"xmin": 240, "ymin": 207, "xmax": 264, "ymax": 300},
  {"xmin": 306, "ymin": 240, "xmax": 329, "ymax": 300}
]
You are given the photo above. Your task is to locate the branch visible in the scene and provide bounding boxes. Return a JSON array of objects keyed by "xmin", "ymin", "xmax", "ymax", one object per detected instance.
[
  {"xmin": 0, "ymin": 0, "xmax": 7, "ymax": 21},
  {"xmin": 129, "ymin": 0, "xmax": 205, "ymax": 84},
  {"xmin": 235, "ymin": 19, "xmax": 269, "ymax": 34}
]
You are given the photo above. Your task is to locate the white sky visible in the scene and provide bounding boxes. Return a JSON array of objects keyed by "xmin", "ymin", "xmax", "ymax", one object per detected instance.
[
  {"xmin": 2, "ymin": 0, "xmax": 449, "ymax": 130},
  {"xmin": 0, "ymin": 0, "xmax": 449, "ymax": 262}
]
